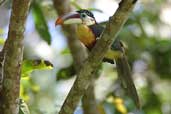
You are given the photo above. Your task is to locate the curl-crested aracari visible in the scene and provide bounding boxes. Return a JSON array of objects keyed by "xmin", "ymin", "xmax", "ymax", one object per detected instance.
[
  {"xmin": 55, "ymin": 9, "xmax": 140, "ymax": 108},
  {"xmin": 55, "ymin": 9, "xmax": 122, "ymax": 63}
]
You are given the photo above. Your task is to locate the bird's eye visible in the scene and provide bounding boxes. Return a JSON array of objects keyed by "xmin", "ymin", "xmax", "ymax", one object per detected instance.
[{"xmin": 81, "ymin": 13, "xmax": 86, "ymax": 18}]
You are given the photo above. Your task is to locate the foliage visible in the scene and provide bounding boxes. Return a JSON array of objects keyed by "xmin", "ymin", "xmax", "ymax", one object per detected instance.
[
  {"xmin": 0, "ymin": 38, "xmax": 5, "ymax": 45},
  {"xmin": 32, "ymin": 0, "xmax": 51, "ymax": 44},
  {"xmin": 20, "ymin": 59, "xmax": 53, "ymax": 109},
  {"xmin": 0, "ymin": 28, "xmax": 5, "ymax": 45},
  {"xmin": 22, "ymin": 59, "xmax": 53, "ymax": 77},
  {"xmin": 56, "ymin": 64, "xmax": 75, "ymax": 80}
]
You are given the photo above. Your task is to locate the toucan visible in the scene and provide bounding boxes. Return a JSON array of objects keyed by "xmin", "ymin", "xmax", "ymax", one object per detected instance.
[
  {"xmin": 55, "ymin": 9, "xmax": 124, "ymax": 64},
  {"xmin": 55, "ymin": 9, "xmax": 140, "ymax": 108}
]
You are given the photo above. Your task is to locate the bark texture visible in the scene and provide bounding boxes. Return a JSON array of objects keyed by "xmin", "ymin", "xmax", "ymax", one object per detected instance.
[
  {"xmin": 58, "ymin": 0, "xmax": 138, "ymax": 114},
  {"xmin": 0, "ymin": 52, "xmax": 3, "ymax": 91},
  {"xmin": 82, "ymin": 78, "xmax": 99, "ymax": 114},
  {"xmin": 0, "ymin": 0, "xmax": 31, "ymax": 114}
]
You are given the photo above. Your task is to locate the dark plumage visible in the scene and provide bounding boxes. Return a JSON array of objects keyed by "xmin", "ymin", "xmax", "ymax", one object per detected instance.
[
  {"xmin": 77, "ymin": 9, "xmax": 95, "ymax": 19},
  {"xmin": 89, "ymin": 24, "xmax": 104, "ymax": 38}
]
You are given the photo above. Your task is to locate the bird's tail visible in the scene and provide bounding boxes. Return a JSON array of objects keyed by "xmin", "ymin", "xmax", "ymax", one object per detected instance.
[
  {"xmin": 111, "ymin": 40, "xmax": 140, "ymax": 109},
  {"xmin": 115, "ymin": 55, "xmax": 140, "ymax": 109}
]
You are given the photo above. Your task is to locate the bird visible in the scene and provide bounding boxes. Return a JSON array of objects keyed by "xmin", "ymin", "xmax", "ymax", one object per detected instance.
[
  {"xmin": 55, "ymin": 9, "xmax": 140, "ymax": 108},
  {"xmin": 55, "ymin": 9, "xmax": 124, "ymax": 64}
]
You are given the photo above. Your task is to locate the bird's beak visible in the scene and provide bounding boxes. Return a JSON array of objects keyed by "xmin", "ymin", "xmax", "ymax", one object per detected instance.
[{"xmin": 55, "ymin": 12, "xmax": 82, "ymax": 26}]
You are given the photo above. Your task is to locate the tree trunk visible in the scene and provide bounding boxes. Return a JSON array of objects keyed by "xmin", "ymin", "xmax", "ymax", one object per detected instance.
[
  {"xmin": 0, "ymin": 0, "xmax": 31, "ymax": 114},
  {"xmin": 82, "ymin": 79, "xmax": 100, "ymax": 114}
]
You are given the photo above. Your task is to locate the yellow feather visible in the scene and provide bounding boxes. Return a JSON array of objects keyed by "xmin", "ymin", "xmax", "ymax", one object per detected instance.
[{"xmin": 76, "ymin": 24, "xmax": 96, "ymax": 48}]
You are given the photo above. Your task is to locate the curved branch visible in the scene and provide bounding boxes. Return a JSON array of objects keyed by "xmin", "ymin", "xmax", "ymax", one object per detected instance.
[{"xmin": 58, "ymin": 0, "xmax": 138, "ymax": 114}]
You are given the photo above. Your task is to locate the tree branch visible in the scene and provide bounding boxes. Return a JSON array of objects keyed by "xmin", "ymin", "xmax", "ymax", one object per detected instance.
[
  {"xmin": 53, "ymin": 1, "xmax": 100, "ymax": 114},
  {"xmin": 82, "ymin": 77, "xmax": 100, "ymax": 114},
  {"xmin": 0, "ymin": 0, "xmax": 31, "ymax": 113},
  {"xmin": 58, "ymin": 0, "xmax": 138, "ymax": 114},
  {"xmin": 0, "ymin": 51, "xmax": 4, "ymax": 91}
]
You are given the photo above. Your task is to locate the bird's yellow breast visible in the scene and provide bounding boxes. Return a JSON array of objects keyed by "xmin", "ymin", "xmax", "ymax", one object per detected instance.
[{"xmin": 76, "ymin": 24, "xmax": 96, "ymax": 49}]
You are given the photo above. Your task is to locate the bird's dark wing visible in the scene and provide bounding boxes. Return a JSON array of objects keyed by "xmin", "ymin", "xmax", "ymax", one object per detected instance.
[
  {"xmin": 89, "ymin": 24, "xmax": 116, "ymax": 64},
  {"xmin": 90, "ymin": 24, "xmax": 140, "ymax": 108},
  {"xmin": 89, "ymin": 24, "xmax": 104, "ymax": 38}
]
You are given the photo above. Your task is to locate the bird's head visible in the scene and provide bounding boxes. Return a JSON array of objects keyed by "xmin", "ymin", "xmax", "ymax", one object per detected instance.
[{"xmin": 55, "ymin": 9, "xmax": 96, "ymax": 26}]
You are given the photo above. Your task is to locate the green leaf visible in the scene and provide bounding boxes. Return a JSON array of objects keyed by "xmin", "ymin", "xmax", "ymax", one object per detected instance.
[
  {"xmin": 0, "ymin": 28, "xmax": 5, "ymax": 45},
  {"xmin": 56, "ymin": 64, "xmax": 75, "ymax": 80},
  {"xmin": 60, "ymin": 48, "xmax": 71, "ymax": 55},
  {"xmin": 19, "ymin": 98, "xmax": 30, "ymax": 114},
  {"xmin": 151, "ymin": 40, "xmax": 171, "ymax": 79},
  {"xmin": 32, "ymin": 1, "xmax": 51, "ymax": 44},
  {"xmin": 22, "ymin": 59, "xmax": 53, "ymax": 77},
  {"xmin": 0, "ymin": 38, "xmax": 5, "ymax": 45},
  {"xmin": 0, "ymin": 28, "xmax": 4, "ymax": 34}
]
